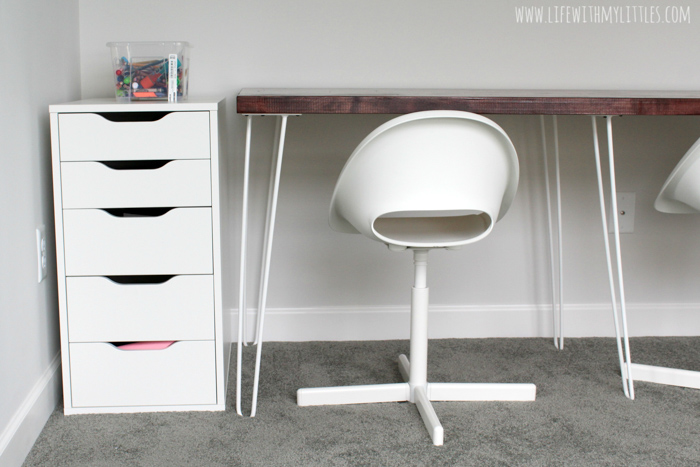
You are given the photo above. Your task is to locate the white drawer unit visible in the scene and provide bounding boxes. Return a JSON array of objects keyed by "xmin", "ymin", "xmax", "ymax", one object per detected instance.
[
  {"xmin": 60, "ymin": 159, "xmax": 212, "ymax": 208},
  {"xmin": 66, "ymin": 275, "xmax": 215, "ymax": 343},
  {"xmin": 62, "ymin": 207, "xmax": 214, "ymax": 276},
  {"xmin": 57, "ymin": 111, "xmax": 211, "ymax": 161},
  {"xmin": 69, "ymin": 341, "xmax": 217, "ymax": 408},
  {"xmin": 49, "ymin": 98, "xmax": 231, "ymax": 415}
]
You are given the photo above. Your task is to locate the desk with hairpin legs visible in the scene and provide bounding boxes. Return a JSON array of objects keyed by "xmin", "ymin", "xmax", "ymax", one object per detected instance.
[{"xmin": 234, "ymin": 89, "xmax": 700, "ymax": 416}]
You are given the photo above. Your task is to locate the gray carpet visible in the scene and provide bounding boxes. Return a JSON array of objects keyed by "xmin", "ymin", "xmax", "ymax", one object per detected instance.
[{"xmin": 23, "ymin": 337, "xmax": 700, "ymax": 466}]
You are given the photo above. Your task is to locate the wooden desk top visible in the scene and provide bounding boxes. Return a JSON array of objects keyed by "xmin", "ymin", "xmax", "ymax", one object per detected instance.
[{"xmin": 237, "ymin": 89, "xmax": 700, "ymax": 116}]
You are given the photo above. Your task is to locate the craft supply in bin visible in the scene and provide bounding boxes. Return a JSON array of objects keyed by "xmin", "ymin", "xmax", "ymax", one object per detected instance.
[{"xmin": 107, "ymin": 41, "xmax": 190, "ymax": 102}]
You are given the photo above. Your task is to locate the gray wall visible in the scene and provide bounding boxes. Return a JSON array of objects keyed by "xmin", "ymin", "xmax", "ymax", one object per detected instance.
[
  {"xmin": 77, "ymin": 0, "xmax": 700, "ymax": 323},
  {"xmin": 0, "ymin": 0, "xmax": 81, "ymax": 465}
]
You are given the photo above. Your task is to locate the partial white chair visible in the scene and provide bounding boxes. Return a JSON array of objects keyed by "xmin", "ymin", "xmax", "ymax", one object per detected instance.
[
  {"xmin": 296, "ymin": 110, "xmax": 536, "ymax": 446},
  {"xmin": 624, "ymin": 136, "xmax": 700, "ymax": 391},
  {"xmin": 656, "ymin": 136, "xmax": 700, "ymax": 214}
]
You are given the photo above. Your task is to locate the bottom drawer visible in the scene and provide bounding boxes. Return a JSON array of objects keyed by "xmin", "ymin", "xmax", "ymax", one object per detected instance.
[{"xmin": 69, "ymin": 341, "xmax": 216, "ymax": 408}]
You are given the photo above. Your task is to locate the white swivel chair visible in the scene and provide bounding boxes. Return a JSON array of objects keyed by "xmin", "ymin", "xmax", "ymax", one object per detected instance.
[
  {"xmin": 656, "ymin": 136, "xmax": 700, "ymax": 213},
  {"xmin": 629, "ymin": 137, "xmax": 700, "ymax": 391},
  {"xmin": 296, "ymin": 110, "xmax": 536, "ymax": 446}
]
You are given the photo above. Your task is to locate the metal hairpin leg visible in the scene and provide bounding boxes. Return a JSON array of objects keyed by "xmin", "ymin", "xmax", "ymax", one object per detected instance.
[
  {"xmin": 252, "ymin": 119, "xmax": 283, "ymax": 346},
  {"xmin": 541, "ymin": 116, "xmax": 564, "ymax": 350},
  {"xmin": 250, "ymin": 115, "xmax": 290, "ymax": 417},
  {"xmin": 237, "ymin": 114, "xmax": 291, "ymax": 416},
  {"xmin": 591, "ymin": 116, "xmax": 634, "ymax": 399},
  {"xmin": 593, "ymin": 117, "xmax": 700, "ymax": 394},
  {"xmin": 236, "ymin": 116, "xmax": 254, "ymax": 416}
]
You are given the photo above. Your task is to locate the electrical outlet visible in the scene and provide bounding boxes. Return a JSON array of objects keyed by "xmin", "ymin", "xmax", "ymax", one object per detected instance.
[
  {"xmin": 36, "ymin": 226, "xmax": 47, "ymax": 283},
  {"xmin": 609, "ymin": 192, "xmax": 636, "ymax": 234}
]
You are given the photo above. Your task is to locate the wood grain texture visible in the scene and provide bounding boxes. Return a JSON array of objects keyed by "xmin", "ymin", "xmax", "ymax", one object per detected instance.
[{"xmin": 237, "ymin": 89, "xmax": 700, "ymax": 115}]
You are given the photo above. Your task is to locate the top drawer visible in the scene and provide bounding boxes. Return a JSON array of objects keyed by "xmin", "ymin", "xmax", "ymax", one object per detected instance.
[{"xmin": 57, "ymin": 112, "xmax": 211, "ymax": 161}]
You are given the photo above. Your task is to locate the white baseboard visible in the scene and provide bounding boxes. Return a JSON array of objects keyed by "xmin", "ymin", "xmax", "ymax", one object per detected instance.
[
  {"xmin": 230, "ymin": 303, "xmax": 700, "ymax": 342},
  {"xmin": 0, "ymin": 354, "xmax": 61, "ymax": 467}
]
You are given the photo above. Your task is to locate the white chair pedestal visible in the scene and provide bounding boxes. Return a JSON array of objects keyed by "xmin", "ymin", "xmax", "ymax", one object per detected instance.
[
  {"xmin": 297, "ymin": 250, "xmax": 536, "ymax": 446},
  {"xmin": 297, "ymin": 359, "xmax": 536, "ymax": 446}
]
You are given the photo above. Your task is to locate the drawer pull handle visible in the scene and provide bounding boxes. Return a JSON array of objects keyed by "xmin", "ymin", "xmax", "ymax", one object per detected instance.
[
  {"xmin": 114, "ymin": 341, "xmax": 175, "ymax": 351},
  {"xmin": 106, "ymin": 275, "xmax": 175, "ymax": 284},
  {"xmin": 103, "ymin": 207, "xmax": 173, "ymax": 218},
  {"xmin": 100, "ymin": 160, "xmax": 171, "ymax": 170},
  {"xmin": 96, "ymin": 111, "xmax": 172, "ymax": 122}
]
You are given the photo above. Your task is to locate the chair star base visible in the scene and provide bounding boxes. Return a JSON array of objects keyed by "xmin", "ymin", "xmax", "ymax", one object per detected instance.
[
  {"xmin": 625, "ymin": 363, "xmax": 700, "ymax": 390},
  {"xmin": 297, "ymin": 354, "xmax": 536, "ymax": 446}
]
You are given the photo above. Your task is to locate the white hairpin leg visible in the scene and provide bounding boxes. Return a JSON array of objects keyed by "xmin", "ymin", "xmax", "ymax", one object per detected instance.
[
  {"xmin": 591, "ymin": 116, "xmax": 634, "ymax": 399},
  {"xmin": 252, "ymin": 120, "xmax": 283, "ymax": 346},
  {"xmin": 250, "ymin": 115, "xmax": 290, "ymax": 418},
  {"xmin": 235, "ymin": 115, "xmax": 254, "ymax": 416},
  {"xmin": 541, "ymin": 116, "xmax": 564, "ymax": 350},
  {"xmin": 553, "ymin": 117, "xmax": 564, "ymax": 349},
  {"xmin": 599, "ymin": 117, "xmax": 700, "ymax": 394},
  {"xmin": 604, "ymin": 117, "xmax": 634, "ymax": 399}
]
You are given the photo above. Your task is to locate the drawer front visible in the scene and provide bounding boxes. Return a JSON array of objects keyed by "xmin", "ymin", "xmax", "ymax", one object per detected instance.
[
  {"xmin": 69, "ymin": 341, "xmax": 216, "ymax": 407},
  {"xmin": 63, "ymin": 208, "xmax": 213, "ymax": 276},
  {"xmin": 66, "ymin": 275, "xmax": 215, "ymax": 342},
  {"xmin": 58, "ymin": 112, "xmax": 211, "ymax": 161},
  {"xmin": 60, "ymin": 160, "xmax": 212, "ymax": 209}
]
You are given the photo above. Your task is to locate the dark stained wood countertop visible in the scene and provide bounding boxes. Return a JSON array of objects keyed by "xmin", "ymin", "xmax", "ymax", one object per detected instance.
[{"xmin": 237, "ymin": 89, "xmax": 700, "ymax": 116}]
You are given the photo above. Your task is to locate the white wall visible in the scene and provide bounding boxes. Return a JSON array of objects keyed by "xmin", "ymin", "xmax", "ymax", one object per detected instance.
[
  {"xmin": 76, "ymin": 0, "xmax": 700, "ymax": 340},
  {"xmin": 0, "ymin": 1, "xmax": 81, "ymax": 465}
]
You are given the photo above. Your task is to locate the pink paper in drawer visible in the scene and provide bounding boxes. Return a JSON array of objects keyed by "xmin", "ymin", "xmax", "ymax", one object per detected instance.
[{"xmin": 116, "ymin": 341, "xmax": 175, "ymax": 350}]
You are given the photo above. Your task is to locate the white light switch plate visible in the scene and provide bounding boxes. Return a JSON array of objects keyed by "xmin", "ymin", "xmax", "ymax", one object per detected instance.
[
  {"xmin": 36, "ymin": 225, "xmax": 47, "ymax": 282},
  {"xmin": 609, "ymin": 192, "xmax": 636, "ymax": 234}
]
